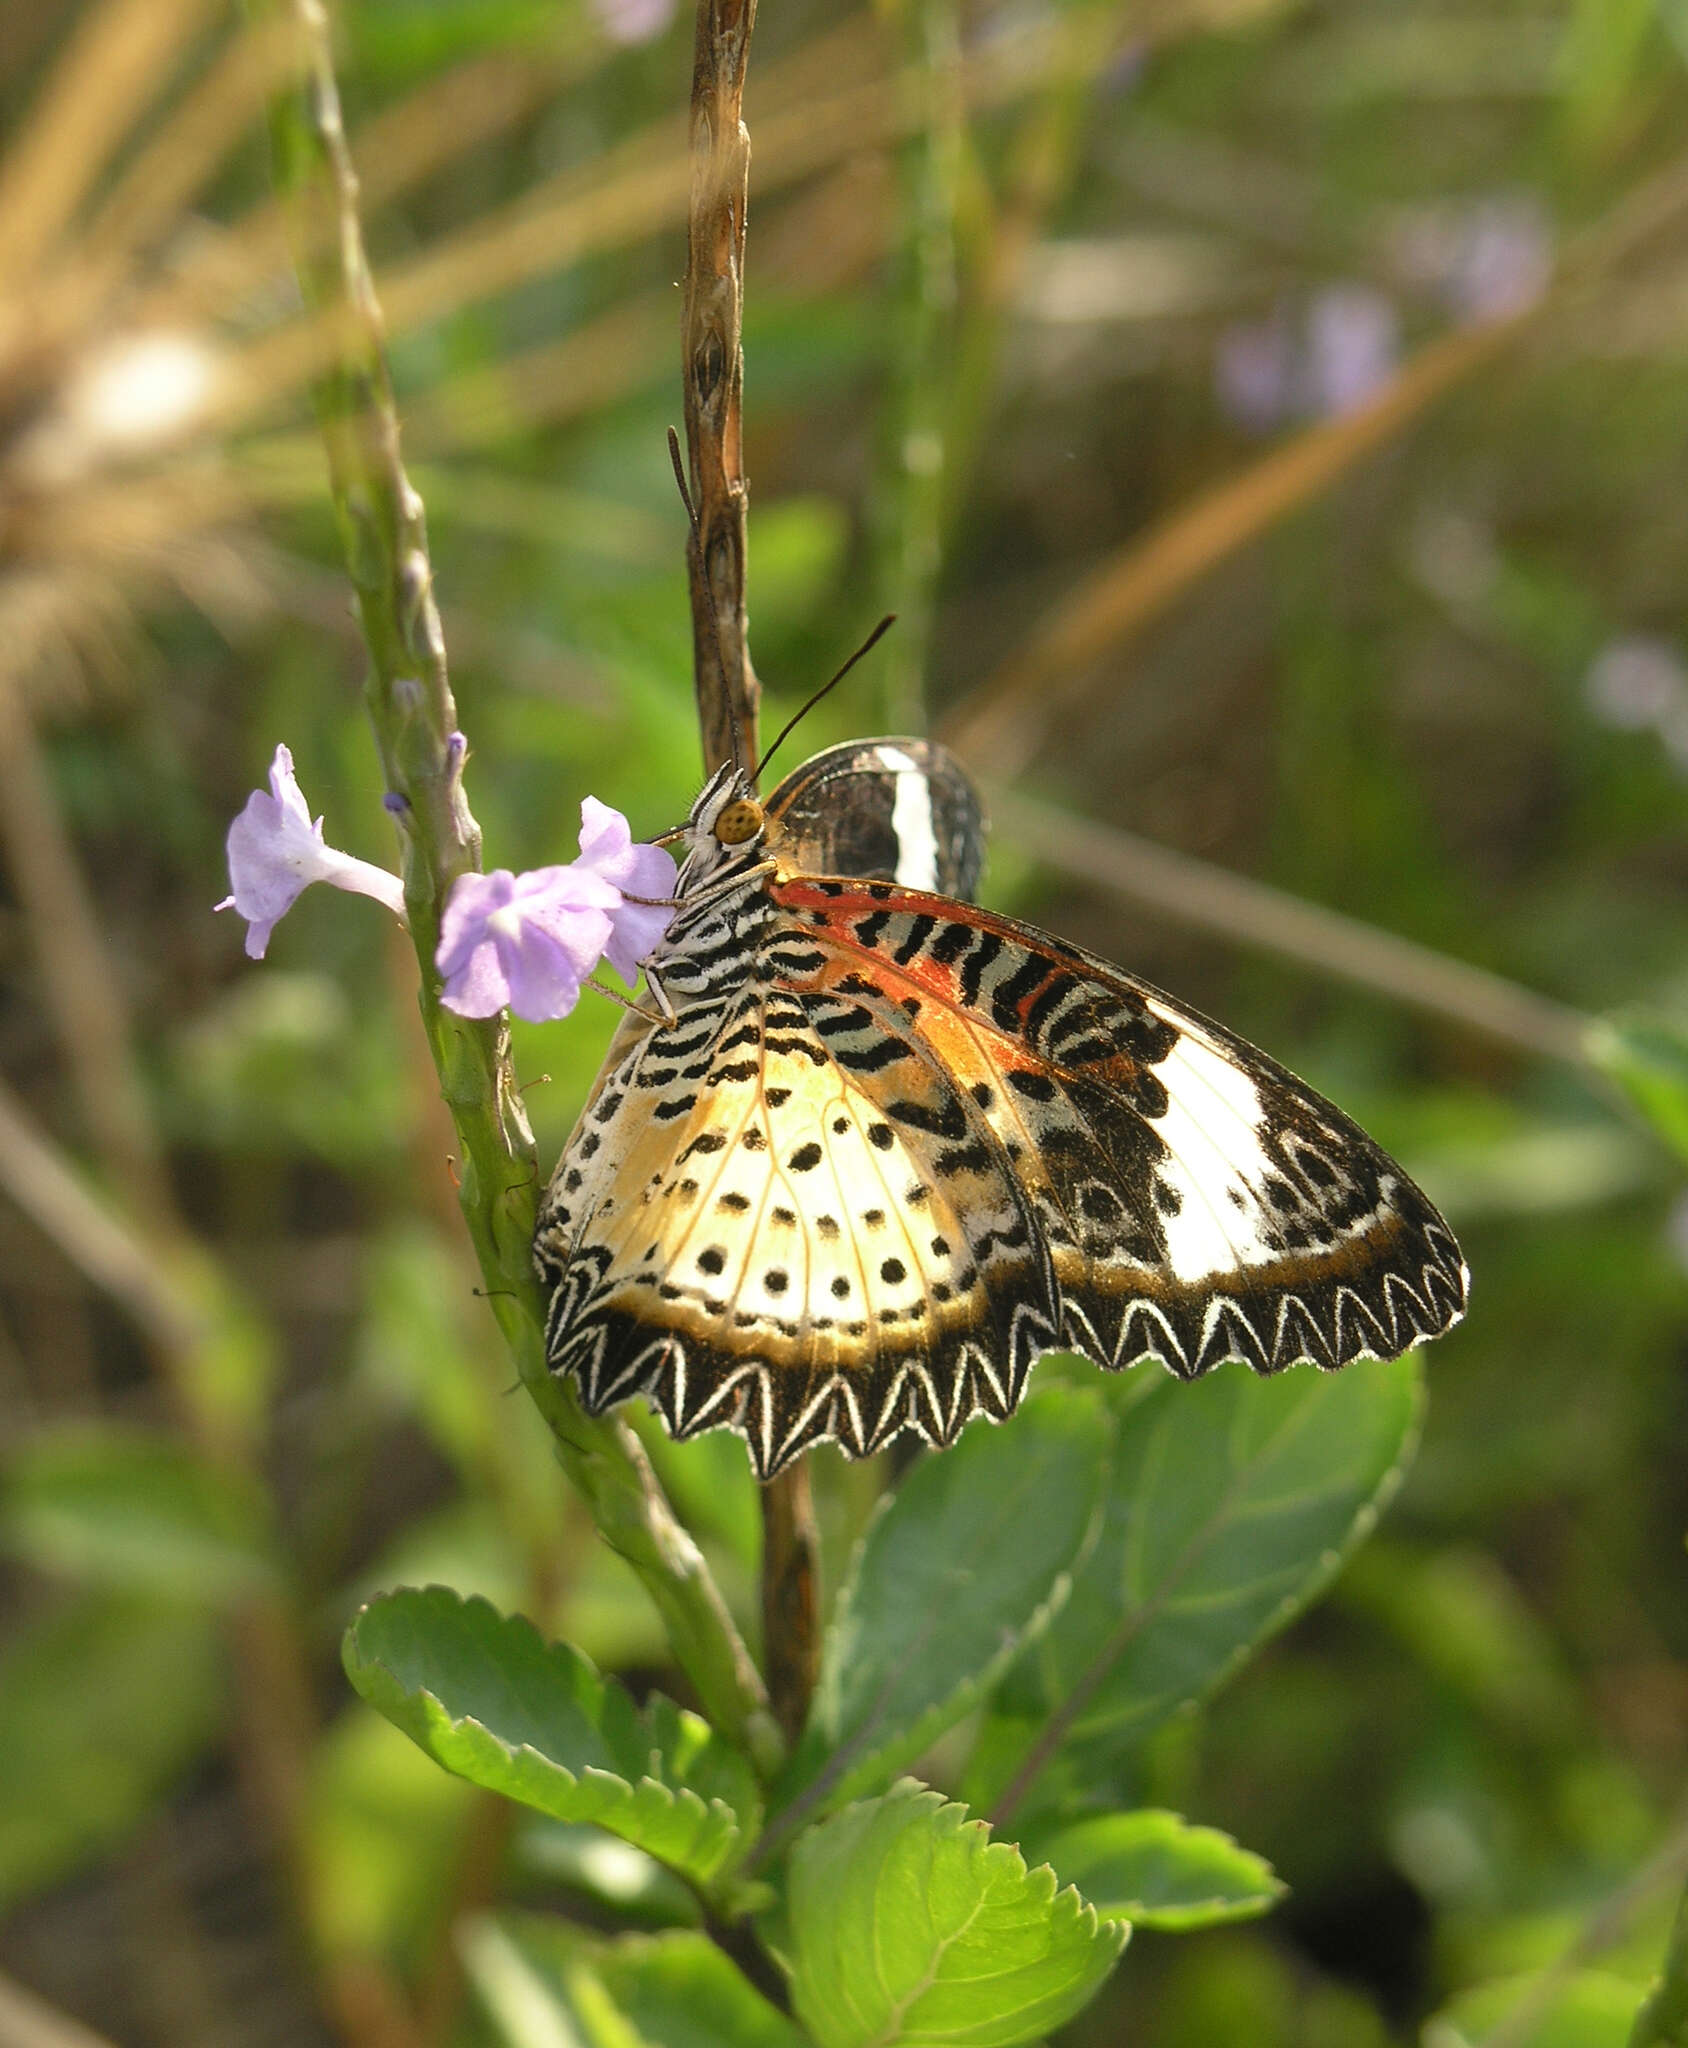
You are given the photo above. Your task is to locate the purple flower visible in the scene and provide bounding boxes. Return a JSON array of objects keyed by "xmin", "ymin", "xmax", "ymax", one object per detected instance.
[
  {"xmin": 574, "ymin": 797, "xmax": 677, "ymax": 984},
  {"xmin": 1391, "ymin": 195, "xmax": 1552, "ymax": 326},
  {"xmin": 435, "ymin": 801, "xmax": 677, "ymax": 1021},
  {"xmin": 436, "ymin": 865, "xmax": 620, "ymax": 1021},
  {"xmin": 1305, "ymin": 285, "xmax": 1399, "ymax": 417},
  {"xmin": 593, "ymin": 0, "xmax": 675, "ymax": 45},
  {"xmin": 1215, "ymin": 287, "xmax": 1399, "ymax": 434},
  {"xmin": 216, "ymin": 745, "xmax": 405, "ymax": 958},
  {"xmin": 1215, "ymin": 312, "xmax": 1298, "ymax": 433}
]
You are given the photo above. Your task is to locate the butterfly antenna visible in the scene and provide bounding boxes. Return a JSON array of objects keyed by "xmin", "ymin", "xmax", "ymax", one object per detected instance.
[
  {"xmin": 668, "ymin": 426, "xmax": 751, "ymax": 779},
  {"xmin": 753, "ymin": 614, "xmax": 897, "ymax": 783}
]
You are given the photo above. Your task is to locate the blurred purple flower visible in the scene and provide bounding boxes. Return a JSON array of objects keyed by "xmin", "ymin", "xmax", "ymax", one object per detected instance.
[
  {"xmin": 1305, "ymin": 285, "xmax": 1399, "ymax": 417},
  {"xmin": 1391, "ymin": 195, "xmax": 1553, "ymax": 325},
  {"xmin": 217, "ymin": 744, "xmax": 405, "ymax": 959},
  {"xmin": 1585, "ymin": 636, "xmax": 1688, "ymax": 733},
  {"xmin": 1215, "ymin": 287, "xmax": 1398, "ymax": 433},
  {"xmin": 436, "ymin": 800, "xmax": 677, "ymax": 1020},
  {"xmin": 593, "ymin": 0, "xmax": 675, "ymax": 45},
  {"xmin": 1215, "ymin": 312, "xmax": 1297, "ymax": 433}
]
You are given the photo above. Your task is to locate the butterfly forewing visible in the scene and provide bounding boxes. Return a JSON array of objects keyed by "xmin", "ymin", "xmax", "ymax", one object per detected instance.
[{"xmin": 535, "ymin": 844, "xmax": 1466, "ymax": 1477}]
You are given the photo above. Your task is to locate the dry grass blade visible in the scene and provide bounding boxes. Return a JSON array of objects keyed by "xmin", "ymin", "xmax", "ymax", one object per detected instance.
[
  {"xmin": 202, "ymin": 12, "xmax": 1060, "ymax": 446},
  {"xmin": 941, "ymin": 310, "xmax": 1532, "ymax": 777},
  {"xmin": 76, "ymin": 17, "xmax": 299, "ymax": 267},
  {"xmin": 0, "ymin": 1969, "xmax": 121, "ymax": 2048},
  {"xmin": 0, "ymin": 682, "xmax": 169, "ymax": 1214},
  {"xmin": 0, "ymin": 0, "xmax": 215, "ymax": 289},
  {"xmin": 990, "ymin": 786, "xmax": 1593, "ymax": 1066},
  {"xmin": 152, "ymin": 29, "xmax": 605, "ymax": 330},
  {"xmin": 944, "ymin": 136, "xmax": 1688, "ymax": 782}
]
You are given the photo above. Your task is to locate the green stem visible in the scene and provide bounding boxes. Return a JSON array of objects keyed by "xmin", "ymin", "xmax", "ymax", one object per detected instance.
[
  {"xmin": 874, "ymin": 0, "xmax": 965, "ymax": 730},
  {"xmin": 261, "ymin": 0, "xmax": 777, "ymax": 1775}
]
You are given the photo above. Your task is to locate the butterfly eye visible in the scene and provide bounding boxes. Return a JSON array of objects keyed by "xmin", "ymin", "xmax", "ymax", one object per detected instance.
[{"xmin": 713, "ymin": 798, "xmax": 765, "ymax": 846}]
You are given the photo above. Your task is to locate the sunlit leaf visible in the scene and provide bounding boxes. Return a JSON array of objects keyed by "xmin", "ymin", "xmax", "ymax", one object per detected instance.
[
  {"xmin": 786, "ymin": 1780, "xmax": 1127, "ymax": 2048},
  {"xmin": 781, "ymin": 1388, "xmax": 1108, "ymax": 1817},
  {"xmin": 343, "ymin": 1587, "xmax": 759, "ymax": 1895},
  {"xmin": 1029, "ymin": 1810, "xmax": 1284, "ymax": 1930},
  {"xmin": 465, "ymin": 1915, "xmax": 806, "ymax": 2048},
  {"xmin": 966, "ymin": 1358, "xmax": 1422, "ymax": 1820}
]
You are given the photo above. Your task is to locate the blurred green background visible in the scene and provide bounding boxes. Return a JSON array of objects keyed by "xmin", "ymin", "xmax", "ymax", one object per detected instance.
[{"xmin": 2, "ymin": 0, "xmax": 1687, "ymax": 2042}]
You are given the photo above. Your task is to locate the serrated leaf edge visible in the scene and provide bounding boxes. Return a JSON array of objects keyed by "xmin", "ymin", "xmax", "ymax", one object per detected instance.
[
  {"xmin": 344, "ymin": 1589, "xmax": 751, "ymax": 1888},
  {"xmin": 1038, "ymin": 1808, "xmax": 1286, "ymax": 1926}
]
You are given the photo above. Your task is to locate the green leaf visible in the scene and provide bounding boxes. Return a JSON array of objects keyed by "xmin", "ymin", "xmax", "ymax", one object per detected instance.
[
  {"xmin": 1586, "ymin": 1014, "xmax": 1688, "ymax": 1167},
  {"xmin": 1, "ymin": 1425, "xmax": 277, "ymax": 1602},
  {"xmin": 786, "ymin": 1781, "xmax": 1127, "ymax": 2048},
  {"xmin": 0, "ymin": 1590, "xmax": 223, "ymax": 1907},
  {"xmin": 465, "ymin": 1915, "xmax": 807, "ymax": 2048},
  {"xmin": 782, "ymin": 1388, "xmax": 1108, "ymax": 1817},
  {"xmin": 967, "ymin": 1358, "xmax": 1422, "ymax": 1819},
  {"xmin": 342, "ymin": 1587, "xmax": 759, "ymax": 1895},
  {"xmin": 1630, "ymin": 1874, "xmax": 1688, "ymax": 2048},
  {"xmin": 1428, "ymin": 1969, "xmax": 1644, "ymax": 2048},
  {"xmin": 1028, "ymin": 1810, "xmax": 1283, "ymax": 1930}
]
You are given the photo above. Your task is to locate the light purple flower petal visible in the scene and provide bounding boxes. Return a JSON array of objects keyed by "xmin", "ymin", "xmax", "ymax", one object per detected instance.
[
  {"xmin": 1305, "ymin": 285, "xmax": 1398, "ymax": 418},
  {"xmin": 436, "ymin": 865, "xmax": 618, "ymax": 1022},
  {"xmin": 1215, "ymin": 314, "xmax": 1296, "ymax": 434},
  {"xmin": 218, "ymin": 743, "xmax": 404, "ymax": 958},
  {"xmin": 575, "ymin": 796, "xmax": 678, "ymax": 985},
  {"xmin": 593, "ymin": 0, "xmax": 675, "ymax": 45}
]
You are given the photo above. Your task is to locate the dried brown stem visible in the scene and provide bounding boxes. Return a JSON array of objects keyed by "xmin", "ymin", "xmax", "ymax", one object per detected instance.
[
  {"xmin": 682, "ymin": 0, "xmax": 759, "ymax": 774},
  {"xmin": 263, "ymin": 0, "xmax": 774, "ymax": 1773},
  {"xmin": 941, "ymin": 309, "xmax": 1532, "ymax": 778},
  {"xmin": 678, "ymin": 0, "xmax": 821, "ymax": 1747},
  {"xmin": 760, "ymin": 1452, "xmax": 821, "ymax": 1748}
]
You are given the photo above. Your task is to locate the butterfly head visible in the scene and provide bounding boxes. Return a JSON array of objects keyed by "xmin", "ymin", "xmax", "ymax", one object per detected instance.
[{"xmin": 669, "ymin": 762, "xmax": 777, "ymax": 894}]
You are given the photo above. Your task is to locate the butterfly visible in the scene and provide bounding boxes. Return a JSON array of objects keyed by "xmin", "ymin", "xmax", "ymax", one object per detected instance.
[{"xmin": 534, "ymin": 734, "xmax": 1468, "ymax": 1481}]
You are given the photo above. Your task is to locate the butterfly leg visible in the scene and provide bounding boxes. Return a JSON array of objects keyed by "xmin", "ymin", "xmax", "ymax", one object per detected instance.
[{"xmin": 636, "ymin": 960, "xmax": 680, "ymax": 1025}]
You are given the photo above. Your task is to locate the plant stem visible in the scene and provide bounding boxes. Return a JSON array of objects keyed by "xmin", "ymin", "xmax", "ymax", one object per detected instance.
[
  {"xmin": 873, "ymin": 0, "xmax": 965, "ymax": 733},
  {"xmin": 761, "ymin": 1460, "xmax": 820, "ymax": 1746},
  {"xmin": 681, "ymin": 0, "xmax": 758, "ymax": 772},
  {"xmin": 679, "ymin": 0, "xmax": 824, "ymax": 1746},
  {"xmin": 261, "ymin": 0, "xmax": 776, "ymax": 1773}
]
